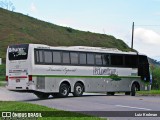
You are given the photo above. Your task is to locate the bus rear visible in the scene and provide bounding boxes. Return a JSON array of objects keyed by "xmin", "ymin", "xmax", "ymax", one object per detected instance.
[{"xmin": 6, "ymin": 44, "xmax": 34, "ymax": 91}]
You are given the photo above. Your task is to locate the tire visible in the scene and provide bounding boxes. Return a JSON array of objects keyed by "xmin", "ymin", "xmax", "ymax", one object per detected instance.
[
  {"xmin": 125, "ymin": 92, "xmax": 130, "ymax": 95},
  {"xmin": 58, "ymin": 83, "xmax": 69, "ymax": 98},
  {"xmin": 34, "ymin": 92, "xmax": 50, "ymax": 99},
  {"xmin": 131, "ymin": 84, "xmax": 136, "ymax": 96},
  {"xmin": 107, "ymin": 92, "xmax": 115, "ymax": 96},
  {"xmin": 73, "ymin": 83, "xmax": 84, "ymax": 97}
]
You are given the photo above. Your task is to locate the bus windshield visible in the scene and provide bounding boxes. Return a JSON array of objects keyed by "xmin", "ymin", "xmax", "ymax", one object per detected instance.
[{"xmin": 8, "ymin": 44, "xmax": 29, "ymax": 60}]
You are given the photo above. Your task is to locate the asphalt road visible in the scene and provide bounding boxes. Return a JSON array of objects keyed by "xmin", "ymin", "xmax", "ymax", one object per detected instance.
[{"xmin": 0, "ymin": 87, "xmax": 160, "ymax": 120}]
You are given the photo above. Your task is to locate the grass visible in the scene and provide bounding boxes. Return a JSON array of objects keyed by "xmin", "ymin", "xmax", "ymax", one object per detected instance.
[
  {"xmin": 137, "ymin": 90, "xmax": 160, "ymax": 95},
  {"xmin": 0, "ymin": 8, "xmax": 131, "ymax": 61},
  {"xmin": 0, "ymin": 64, "xmax": 5, "ymax": 84},
  {"xmin": 0, "ymin": 81, "xmax": 6, "ymax": 86},
  {"xmin": 0, "ymin": 101, "xmax": 104, "ymax": 120},
  {"xmin": 0, "ymin": 76, "xmax": 5, "ymax": 81}
]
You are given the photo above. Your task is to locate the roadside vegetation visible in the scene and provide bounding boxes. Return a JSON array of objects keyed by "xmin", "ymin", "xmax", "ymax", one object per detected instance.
[
  {"xmin": 150, "ymin": 66, "xmax": 160, "ymax": 90},
  {"xmin": 137, "ymin": 90, "xmax": 160, "ymax": 95},
  {"xmin": 0, "ymin": 64, "xmax": 5, "ymax": 86},
  {"xmin": 137, "ymin": 65, "xmax": 160, "ymax": 95},
  {"xmin": 0, "ymin": 101, "xmax": 104, "ymax": 120}
]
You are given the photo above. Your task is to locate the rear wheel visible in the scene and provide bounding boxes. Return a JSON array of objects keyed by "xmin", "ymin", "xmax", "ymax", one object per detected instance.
[
  {"xmin": 34, "ymin": 92, "xmax": 50, "ymax": 99},
  {"xmin": 73, "ymin": 83, "xmax": 84, "ymax": 97},
  {"xmin": 58, "ymin": 83, "xmax": 69, "ymax": 98}
]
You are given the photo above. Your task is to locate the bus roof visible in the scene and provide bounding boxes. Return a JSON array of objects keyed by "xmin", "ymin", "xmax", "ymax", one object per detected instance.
[{"xmin": 29, "ymin": 44, "xmax": 145, "ymax": 55}]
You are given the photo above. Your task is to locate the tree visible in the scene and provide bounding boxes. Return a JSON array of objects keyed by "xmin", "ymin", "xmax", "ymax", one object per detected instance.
[{"xmin": 0, "ymin": 0, "xmax": 15, "ymax": 11}]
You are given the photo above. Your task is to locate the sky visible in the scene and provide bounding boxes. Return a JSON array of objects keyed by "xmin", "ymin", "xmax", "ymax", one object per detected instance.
[{"xmin": 4, "ymin": 0, "xmax": 160, "ymax": 61}]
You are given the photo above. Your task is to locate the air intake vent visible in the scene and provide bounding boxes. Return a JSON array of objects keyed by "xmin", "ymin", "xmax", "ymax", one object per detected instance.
[{"xmin": 37, "ymin": 77, "xmax": 45, "ymax": 89}]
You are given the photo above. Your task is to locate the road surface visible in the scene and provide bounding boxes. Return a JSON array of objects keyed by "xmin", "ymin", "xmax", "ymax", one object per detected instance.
[{"xmin": 0, "ymin": 87, "xmax": 160, "ymax": 120}]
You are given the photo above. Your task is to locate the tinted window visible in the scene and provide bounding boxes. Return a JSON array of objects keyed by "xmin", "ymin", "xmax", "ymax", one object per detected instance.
[
  {"xmin": 39, "ymin": 50, "xmax": 44, "ymax": 63},
  {"xmin": 53, "ymin": 51, "xmax": 61, "ymax": 64},
  {"xmin": 44, "ymin": 51, "xmax": 52, "ymax": 63},
  {"xmin": 35, "ymin": 50, "xmax": 39, "ymax": 63},
  {"xmin": 62, "ymin": 52, "xmax": 70, "ymax": 64},
  {"xmin": 125, "ymin": 55, "xmax": 138, "ymax": 68},
  {"xmin": 138, "ymin": 55, "xmax": 150, "ymax": 81},
  {"xmin": 80, "ymin": 53, "xmax": 87, "ymax": 65},
  {"xmin": 111, "ymin": 54, "xmax": 123, "ymax": 66},
  {"xmin": 87, "ymin": 53, "xmax": 94, "ymax": 65},
  {"xmin": 95, "ymin": 54, "xmax": 102, "ymax": 65},
  {"xmin": 8, "ymin": 44, "xmax": 29, "ymax": 60},
  {"xmin": 35, "ymin": 50, "xmax": 44, "ymax": 63},
  {"xmin": 102, "ymin": 54, "xmax": 110, "ymax": 65},
  {"xmin": 70, "ymin": 52, "xmax": 78, "ymax": 64},
  {"xmin": 139, "ymin": 55, "xmax": 148, "ymax": 64}
]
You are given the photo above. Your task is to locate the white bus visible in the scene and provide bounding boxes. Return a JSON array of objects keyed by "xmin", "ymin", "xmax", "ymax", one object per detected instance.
[{"xmin": 6, "ymin": 44, "xmax": 151, "ymax": 99}]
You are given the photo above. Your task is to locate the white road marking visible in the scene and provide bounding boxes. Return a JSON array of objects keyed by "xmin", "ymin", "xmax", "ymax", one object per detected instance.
[{"xmin": 115, "ymin": 105, "xmax": 152, "ymax": 110}]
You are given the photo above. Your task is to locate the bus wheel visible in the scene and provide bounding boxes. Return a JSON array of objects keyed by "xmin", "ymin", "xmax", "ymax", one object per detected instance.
[
  {"xmin": 131, "ymin": 84, "xmax": 136, "ymax": 96},
  {"xmin": 107, "ymin": 92, "xmax": 115, "ymax": 96},
  {"xmin": 58, "ymin": 83, "xmax": 69, "ymax": 98},
  {"xmin": 34, "ymin": 92, "xmax": 49, "ymax": 99},
  {"xmin": 73, "ymin": 83, "xmax": 84, "ymax": 97}
]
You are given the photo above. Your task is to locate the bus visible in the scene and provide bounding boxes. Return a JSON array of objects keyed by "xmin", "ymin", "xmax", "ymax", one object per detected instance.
[{"xmin": 6, "ymin": 44, "xmax": 151, "ymax": 99}]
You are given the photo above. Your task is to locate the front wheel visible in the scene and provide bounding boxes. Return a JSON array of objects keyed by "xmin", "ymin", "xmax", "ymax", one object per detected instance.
[
  {"xmin": 73, "ymin": 83, "xmax": 84, "ymax": 97},
  {"xmin": 131, "ymin": 84, "xmax": 136, "ymax": 96}
]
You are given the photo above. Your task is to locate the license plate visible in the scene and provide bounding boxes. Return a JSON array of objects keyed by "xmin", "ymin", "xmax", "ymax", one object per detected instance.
[{"xmin": 16, "ymin": 79, "xmax": 20, "ymax": 83}]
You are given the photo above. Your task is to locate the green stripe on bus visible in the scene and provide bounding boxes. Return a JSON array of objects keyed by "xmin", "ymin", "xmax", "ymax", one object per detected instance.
[{"xmin": 32, "ymin": 75, "xmax": 140, "ymax": 78}]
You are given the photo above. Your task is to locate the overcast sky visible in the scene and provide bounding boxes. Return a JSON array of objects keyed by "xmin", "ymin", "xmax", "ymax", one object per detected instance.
[{"xmin": 9, "ymin": 0, "xmax": 160, "ymax": 61}]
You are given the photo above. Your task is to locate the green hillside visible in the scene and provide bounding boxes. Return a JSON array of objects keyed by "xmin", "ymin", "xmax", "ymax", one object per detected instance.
[{"xmin": 0, "ymin": 8, "xmax": 131, "ymax": 62}]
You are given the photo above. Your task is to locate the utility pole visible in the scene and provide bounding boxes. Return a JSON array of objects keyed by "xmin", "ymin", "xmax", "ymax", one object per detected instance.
[{"xmin": 131, "ymin": 22, "xmax": 134, "ymax": 49}]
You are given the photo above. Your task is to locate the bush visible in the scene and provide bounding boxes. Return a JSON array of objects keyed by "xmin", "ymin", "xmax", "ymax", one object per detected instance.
[
  {"xmin": 0, "ymin": 64, "xmax": 5, "ymax": 81},
  {"xmin": 151, "ymin": 66, "xmax": 160, "ymax": 90}
]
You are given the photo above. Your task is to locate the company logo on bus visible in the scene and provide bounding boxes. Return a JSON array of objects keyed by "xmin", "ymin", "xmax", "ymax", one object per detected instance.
[
  {"xmin": 93, "ymin": 67, "xmax": 117, "ymax": 75},
  {"xmin": 9, "ymin": 48, "xmax": 27, "ymax": 56}
]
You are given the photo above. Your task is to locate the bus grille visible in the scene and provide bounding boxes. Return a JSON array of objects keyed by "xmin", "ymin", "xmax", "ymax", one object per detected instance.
[{"xmin": 37, "ymin": 77, "xmax": 45, "ymax": 89}]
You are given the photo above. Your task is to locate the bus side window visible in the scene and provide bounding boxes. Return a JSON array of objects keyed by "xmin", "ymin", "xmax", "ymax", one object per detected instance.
[
  {"xmin": 87, "ymin": 53, "xmax": 94, "ymax": 65},
  {"xmin": 53, "ymin": 51, "xmax": 61, "ymax": 64},
  {"xmin": 139, "ymin": 55, "xmax": 148, "ymax": 64},
  {"xmin": 138, "ymin": 55, "xmax": 150, "ymax": 81},
  {"xmin": 79, "ymin": 53, "xmax": 87, "ymax": 65},
  {"xmin": 35, "ymin": 50, "xmax": 44, "ymax": 64},
  {"xmin": 102, "ymin": 54, "xmax": 109, "ymax": 66},
  {"xmin": 70, "ymin": 52, "xmax": 78, "ymax": 65},
  {"xmin": 35, "ymin": 50, "xmax": 39, "ymax": 63},
  {"xmin": 62, "ymin": 51, "xmax": 70, "ymax": 64},
  {"xmin": 111, "ymin": 54, "xmax": 123, "ymax": 66},
  {"xmin": 44, "ymin": 50, "xmax": 53, "ymax": 64},
  {"xmin": 39, "ymin": 50, "xmax": 44, "ymax": 63},
  {"xmin": 95, "ymin": 54, "xmax": 102, "ymax": 65},
  {"xmin": 125, "ymin": 55, "xmax": 138, "ymax": 68}
]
